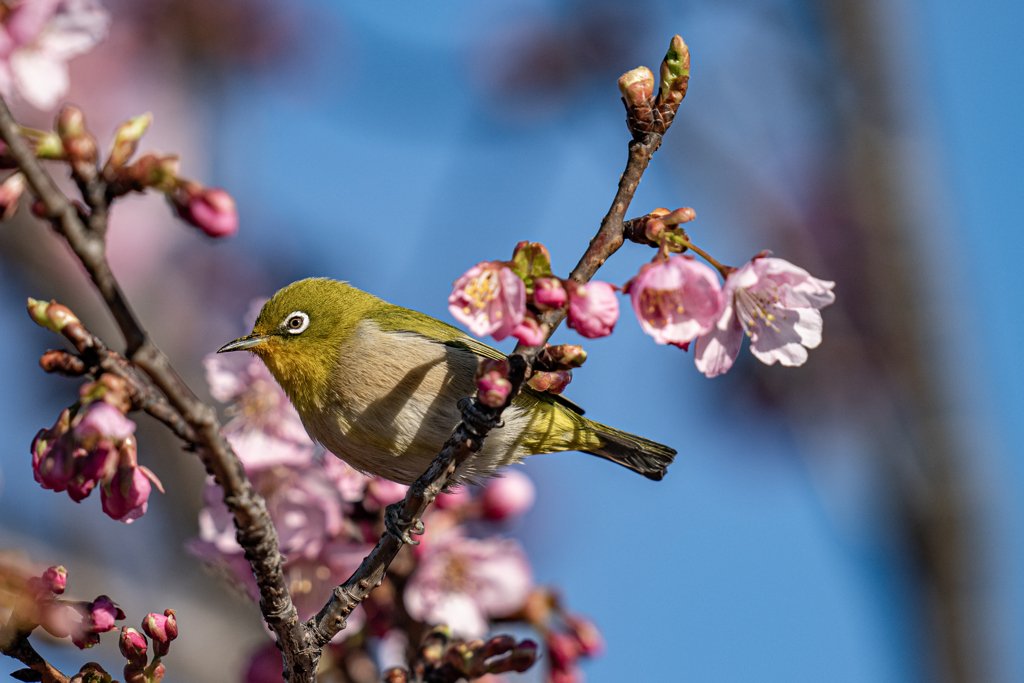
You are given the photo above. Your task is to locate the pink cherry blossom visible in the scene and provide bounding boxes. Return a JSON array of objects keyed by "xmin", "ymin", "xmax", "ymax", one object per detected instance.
[
  {"xmin": 627, "ymin": 255, "xmax": 722, "ymax": 346},
  {"xmin": 100, "ymin": 462, "xmax": 161, "ymax": 523},
  {"xmin": 258, "ymin": 466, "xmax": 345, "ymax": 561},
  {"xmin": 0, "ymin": 0, "xmax": 110, "ymax": 110},
  {"xmin": 448, "ymin": 261, "xmax": 525, "ymax": 340},
  {"xmin": 40, "ymin": 565, "xmax": 66, "ymax": 594},
  {"xmin": 480, "ymin": 469, "xmax": 535, "ymax": 521},
  {"xmin": 694, "ymin": 256, "xmax": 835, "ymax": 377},
  {"xmin": 73, "ymin": 401, "xmax": 136, "ymax": 441},
  {"xmin": 404, "ymin": 536, "xmax": 533, "ymax": 638},
  {"xmin": 566, "ymin": 281, "xmax": 619, "ymax": 339},
  {"xmin": 174, "ymin": 185, "xmax": 239, "ymax": 237}
]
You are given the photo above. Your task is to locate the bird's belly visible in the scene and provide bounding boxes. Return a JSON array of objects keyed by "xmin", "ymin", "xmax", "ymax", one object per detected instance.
[{"xmin": 304, "ymin": 324, "xmax": 530, "ymax": 484}]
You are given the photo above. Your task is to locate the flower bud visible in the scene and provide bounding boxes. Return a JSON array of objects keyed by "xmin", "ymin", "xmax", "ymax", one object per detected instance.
[
  {"xmin": 617, "ymin": 66, "xmax": 654, "ymax": 107},
  {"xmin": 142, "ymin": 609, "xmax": 177, "ymax": 657},
  {"xmin": 118, "ymin": 627, "xmax": 148, "ymax": 668},
  {"xmin": 527, "ymin": 369, "xmax": 572, "ymax": 395},
  {"xmin": 480, "ymin": 469, "xmax": 535, "ymax": 521},
  {"xmin": 658, "ymin": 35, "xmax": 690, "ymax": 107},
  {"xmin": 27, "ymin": 298, "xmax": 79, "ymax": 333},
  {"xmin": 0, "ymin": 171, "xmax": 26, "ymax": 220},
  {"xmin": 566, "ymin": 281, "xmax": 619, "ymax": 339},
  {"xmin": 508, "ymin": 639, "xmax": 538, "ymax": 673},
  {"xmin": 546, "ymin": 632, "xmax": 581, "ymax": 668},
  {"xmin": 477, "ymin": 370, "xmax": 512, "ymax": 408},
  {"xmin": 419, "ymin": 625, "xmax": 451, "ymax": 666},
  {"xmin": 56, "ymin": 106, "xmax": 97, "ymax": 165},
  {"xmin": 511, "ymin": 312, "xmax": 545, "ymax": 346},
  {"xmin": 170, "ymin": 183, "xmax": 239, "ymax": 237},
  {"xmin": 101, "ymin": 439, "xmax": 163, "ymax": 523},
  {"xmin": 85, "ymin": 596, "xmax": 125, "ymax": 633},
  {"xmin": 532, "ymin": 277, "xmax": 567, "ymax": 309},
  {"xmin": 123, "ymin": 153, "xmax": 179, "ymax": 191},
  {"xmin": 382, "ymin": 669, "xmax": 410, "ymax": 683},
  {"xmin": 545, "ymin": 344, "xmax": 587, "ymax": 369},
  {"xmin": 73, "ymin": 663, "xmax": 112, "ymax": 683},
  {"xmin": 509, "ymin": 241, "xmax": 553, "ymax": 283},
  {"xmin": 566, "ymin": 615, "xmax": 604, "ymax": 656},
  {"xmin": 41, "ymin": 566, "xmax": 67, "ymax": 594},
  {"xmin": 107, "ymin": 114, "xmax": 152, "ymax": 169}
]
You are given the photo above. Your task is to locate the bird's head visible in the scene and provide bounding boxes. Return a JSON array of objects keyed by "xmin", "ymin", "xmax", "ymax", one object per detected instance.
[{"xmin": 217, "ymin": 278, "xmax": 372, "ymax": 413}]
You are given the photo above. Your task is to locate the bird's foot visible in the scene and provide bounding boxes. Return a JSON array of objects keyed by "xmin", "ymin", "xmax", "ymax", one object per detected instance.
[
  {"xmin": 384, "ymin": 503, "xmax": 424, "ymax": 546},
  {"xmin": 459, "ymin": 397, "xmax": 502, "ymax": 437}
]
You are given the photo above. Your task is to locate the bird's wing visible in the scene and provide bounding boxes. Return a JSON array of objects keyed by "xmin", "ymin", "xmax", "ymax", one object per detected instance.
[{"xmin": 374, "ymin": 304, "xmax": 586, "ymax": 415}]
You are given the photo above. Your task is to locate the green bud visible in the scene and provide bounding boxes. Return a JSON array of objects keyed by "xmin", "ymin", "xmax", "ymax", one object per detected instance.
[
  {"xmin": 56, "ymin": 106, "xmax": 86, "ymax": 139},
  {"xmin": 509, "ymin": 241, "xmax": 553, "ymax": 293},
  {"xmin": 27, "ymin": 298, "xmax": 79, "ymax": 333},
  {"xmin": 658, "ymin": 34, "xmax": 690, "ymax": 106},
  {"xmin": 35, "ymin": 132, "xmax": 65, "ymax": 159},
  {"xmin": 108, "ymin": 114, "xmax": 153, "ymax": 169}
]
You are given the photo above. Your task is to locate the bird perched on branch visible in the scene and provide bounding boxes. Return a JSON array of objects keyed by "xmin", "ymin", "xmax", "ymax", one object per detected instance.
[{"xmin": 218, "ymin": 278, "xmax": 675, "ymax": 485}]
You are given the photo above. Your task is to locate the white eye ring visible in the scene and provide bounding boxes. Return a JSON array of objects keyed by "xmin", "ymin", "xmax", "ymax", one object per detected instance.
[{"xmin": 284, "ymin": 311, "xmax": 310, "ymax": 334}]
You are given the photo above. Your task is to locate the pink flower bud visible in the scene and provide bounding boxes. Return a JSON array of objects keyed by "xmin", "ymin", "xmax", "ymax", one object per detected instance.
[
  {"xmin": 480, "ymin": 470, "xmax": 535, "ymax": 521},
  {"xmin": 449, "ymin": 261, "xmax": 525, "ymax": 340},
  {"xmin": 565, "ymin": 615, "xmax": 604, "ymax": 657},
  {"xmin": 477, "ymin": 370, "xmax": 512, "ymax": 408},
  {"xmin": 142, "ymin": 609, "xmax": 177, "ymax": 657},
  {"xmin": 533, "ymin": 277, "xmax": 567, "ymax": 309},
  {"xmin": 566, "ymin": 281, "xmax": 619, "ymax": 339},
  {"xmin": 0, "ymin": 171, "xmax": 26, "ymax": 220},
  {"xmin": 171, "ymin": 183, "xmax": 239, "ymax": 237},
  {"xmin": 546, "ymin": 632, "xmax": 581, "ymax": 668},
  {"xmin": 85, "ymin": 596, "xmax": 125, "ymax": 633},
  {"xmin": 32, "ymin": 429, "xmax": 74, "ymax": 492},
  {"xmin": 617, "ymin": 66, "xmax": 654, "ymax": 107},
  {"xmin": 511, "ymin": 312, "xmax": 545, "ymax": 347},
  {"xmin": 527, "ymin": 370, "xmax": 571, "ymax": 394},
  {"xmin": 101, "ymin": 445, "xmax": 162, "ymax": 524},
  {"xmin": 41, "ymin": 566, "xmax": 67, "ymax": 594},
  {"xmin": 118, "ymin": 627, "xmax": 148, "ymax": 668}
]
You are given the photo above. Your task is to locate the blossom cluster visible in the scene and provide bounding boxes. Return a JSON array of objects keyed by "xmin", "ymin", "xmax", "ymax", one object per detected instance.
[
  {"xmin": 0, "ymin": 561, "xmax": 178, "ymax": 682},
  {"xmin": 450, "ymin": 225, "xmax": 835, "ymax": 381},
  {"xmin": 196, "ymin": 341, "xmax": 601, "ymax": 682},
  {"xmin": 31, "ymin": 372, "xmax": 163, "ymax": 523}
]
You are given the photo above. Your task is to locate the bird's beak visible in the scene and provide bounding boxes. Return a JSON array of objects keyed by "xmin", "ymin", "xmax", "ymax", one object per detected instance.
[{"xmin": 217, "ymin": 333, "xmax": 270, "ymax": 353}]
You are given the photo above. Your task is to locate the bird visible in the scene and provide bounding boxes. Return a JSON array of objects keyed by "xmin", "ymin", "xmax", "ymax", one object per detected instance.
[{"xmin": 217, "ymin": 277, "xmax": 676, "ymax": 486}]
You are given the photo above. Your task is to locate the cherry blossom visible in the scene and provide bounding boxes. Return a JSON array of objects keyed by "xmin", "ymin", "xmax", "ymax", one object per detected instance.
[
  {"xmin": 694, "ymin": 256, "xmax": 835, "ymax": 377},
  {"xmin": 448, "ymin": 261, "xmax": 525, "ymax": 340},
  {"xmin": 0, "ymin": 0, "xmax": 110, "ymax": 110},
  {"xmin": 480, "ymin": 469, "xmax": 535, "ymax": 521},
  {"xmin": 626, "ymin": 255, "xmax": 722, "ymax": 347},
  {"xmin": 404, "ymin": 535, "xmax": 533, "ymax": 638}
]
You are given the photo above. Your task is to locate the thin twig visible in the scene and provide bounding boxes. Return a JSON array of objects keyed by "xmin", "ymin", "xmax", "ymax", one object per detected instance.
[{"xmin": 0, "ymin": 97, "xmax": 318, "ymax": 680}]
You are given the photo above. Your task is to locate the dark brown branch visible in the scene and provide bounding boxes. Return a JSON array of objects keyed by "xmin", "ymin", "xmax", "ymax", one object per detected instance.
[
  {"xmin": 0, "ymin": 97, "xmax": 317, "ymax": 680},
  {"xmin": 0, "ymin": 629, "xmax": 70, "ymax": 683}
]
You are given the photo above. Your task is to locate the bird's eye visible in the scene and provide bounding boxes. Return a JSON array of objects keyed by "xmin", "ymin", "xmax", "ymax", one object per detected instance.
[{"xmin": 284, "ymin": 311, "xmax": 310, "ymax": 334}]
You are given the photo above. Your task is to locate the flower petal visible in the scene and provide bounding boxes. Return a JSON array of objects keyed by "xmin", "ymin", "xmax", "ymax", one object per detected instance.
[{"xmin": 694, "ymin": 313, "xmax": 744, "ymax": 378}]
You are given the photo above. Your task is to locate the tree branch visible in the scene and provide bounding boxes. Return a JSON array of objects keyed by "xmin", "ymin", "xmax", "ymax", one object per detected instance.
[{"xmin": 0, "ymin": 96, "xmax": 318, "ymax": 680}]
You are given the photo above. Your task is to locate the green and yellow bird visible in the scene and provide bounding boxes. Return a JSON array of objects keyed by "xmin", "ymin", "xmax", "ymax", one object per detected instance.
[{"xmin": 217, "ymin": 278, "xmax": 675, "ymax": 485}]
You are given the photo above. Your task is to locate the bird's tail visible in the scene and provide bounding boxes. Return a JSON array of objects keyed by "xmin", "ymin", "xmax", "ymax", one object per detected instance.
[{"xmin": 582, "ymin": 421, "xmax": 676, "ymax": 481}]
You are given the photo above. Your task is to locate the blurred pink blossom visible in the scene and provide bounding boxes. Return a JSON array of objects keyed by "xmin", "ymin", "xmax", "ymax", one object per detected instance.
[
  {"xmin": 694, "ymin": 256, "xmax": 835, "ymax": 377},
  {"xmin": 626, "ymin": 256, "xmax": 722, "ymax": 347},
  {"xmin": 0, "ymin": 0, "xmax": 110, "ymax": 110},
  {"xmin": 171, "ymin": 184, "xmax": 239, "ymax": 237},
  {"xmin": 260, "ymin": 467, "xmax": 345, "ymax": 561},
  {"xmin": 404, "ymin": 536, "xmax": 533, "ymax": 638},
  {"xmin": 448, "ymin": 261, "xmax": 525, "ymax": 340},
  {"xmin": 566, "ymin": 281, "xmax": 619, "ymax": 339},
  {"xmin": 533, "ymin": 277, "xmax": 566, "ymax": 309},
  {"xmin": 480, "ymin": 469, "xmax": 535, "ymax": 521}
]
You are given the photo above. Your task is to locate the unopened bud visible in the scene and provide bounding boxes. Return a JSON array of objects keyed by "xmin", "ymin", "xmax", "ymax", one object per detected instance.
[
  {"xmin": 511, "ymin": 312, "xmax": 545, "ymax": 346},
  {"xmin": 56, "ymin": 106, "xmax": 97, "ymax": 164},
  {"xmin": 123, "ymin": 153, "xmax": 179, "ymax": 191},
  {"xmin": 509, "ymin": 241, "xmax": 553, "ymax": 284},
  {"xmin": 0, "ymin": 171, "xmax": 26, "ymax": 220},
  {"xmin": 142, "ymin": 609, "xmax": 177, "ymax": 658},
  {"xmin": 118, "ymin": 627, "xmax": 148, "ymax": 668},
  {"xmin": 419, "ymin": 625, "xmax": 451, "ymax": 665},
  {"xmin": 27, "ymin": 298, "xmax": 79, "ymax": 333},
  {"xmin": 34, "ymin": 132, "xmax": 64, "ymax": 159},
  {"xmin": 658, "ymin": 35, "xmax": 690, "ymax": 107},
  {"xmin": 107, "ymin": 114, "xmax": 152, "ymax": 169},
  {"xmin": 509, "ymin": 639, "xmax": 538, "ymax": 672},
  {"xmin": 41, "ymin": 566, "xmax": 67, "ymax": 594},
  {"xmin": 618, "ymin": 66, "xmax": 655, "ymax": 107},
  {"xmin": 528, "ymin": 369, "xmax": 572, "ymax": 394},
  {"xmin": 170, "ymin": 183, "xmax": 239, "ymax": 238},
  {"xmin": 74, "ymin": 663, "xmax": 112, "ymax": 683},
  {"xmin": 533, "ymin": 278, "xmax": 567, "ymax": 309},
  {"xmin": 546, "ymin": 344, "xmax": 587, "ymax": 369},
  {"xmin": 477, "ymin": 371, "xmax": 512, "ymax": 408}
]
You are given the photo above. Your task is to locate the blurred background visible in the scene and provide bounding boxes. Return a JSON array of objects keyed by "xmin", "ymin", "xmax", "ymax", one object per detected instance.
[{"xmin": 0, "ymin": 0, "xmax": 1020, "ymax": 681}]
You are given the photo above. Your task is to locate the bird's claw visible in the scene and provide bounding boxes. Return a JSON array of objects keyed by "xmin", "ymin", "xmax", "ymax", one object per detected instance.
[
  {"xmin": 384, "ymin": 502, "xmax": 424, "ymax": 546},
  {"xmin": 459, "ymin": 397, "xmax": 502, "ymax": 437}
]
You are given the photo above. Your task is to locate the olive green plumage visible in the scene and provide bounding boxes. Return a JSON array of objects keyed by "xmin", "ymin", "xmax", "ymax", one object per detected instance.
[{"xmin": 218, "ymin": 278, "xmax": 675, "ymax": 485}]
